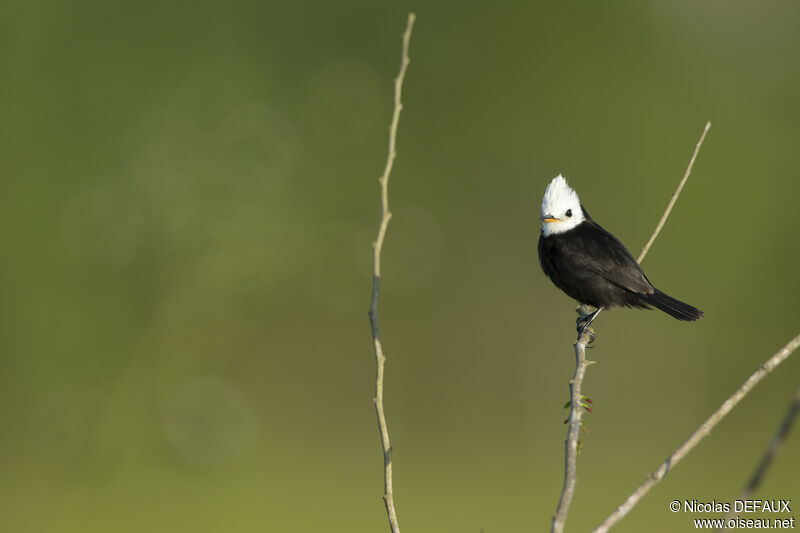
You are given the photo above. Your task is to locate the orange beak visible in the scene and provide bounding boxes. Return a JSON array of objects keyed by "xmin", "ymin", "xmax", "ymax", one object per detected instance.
[{"xmin": 541, "ymin": 215, "xmax": 561, "ymax": 223}]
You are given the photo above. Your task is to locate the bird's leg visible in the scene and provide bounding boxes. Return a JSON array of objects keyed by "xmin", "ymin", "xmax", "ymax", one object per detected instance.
[{"xmin": 576, "ymin": 307, "xmax": 603, "ymax": 338}]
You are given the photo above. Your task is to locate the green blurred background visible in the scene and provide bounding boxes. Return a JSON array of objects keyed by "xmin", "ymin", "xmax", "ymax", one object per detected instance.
[{"xmin": 1, "ymin": 2, "xmax": 799, "ymax": 532}]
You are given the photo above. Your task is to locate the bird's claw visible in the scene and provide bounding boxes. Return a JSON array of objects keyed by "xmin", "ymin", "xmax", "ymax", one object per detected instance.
[
  {"xmin": 575, "ymin": 307, "xmax": 602, "ymax": 343},
  {"xmin": 576, "ymin": 324, "xmax": 596, "ymax": 345}
]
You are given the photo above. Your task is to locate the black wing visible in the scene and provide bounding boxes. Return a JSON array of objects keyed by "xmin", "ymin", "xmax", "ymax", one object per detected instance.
[{"xmin": 565, "ymin": 220, "xmax": 654, "ymax": 295}]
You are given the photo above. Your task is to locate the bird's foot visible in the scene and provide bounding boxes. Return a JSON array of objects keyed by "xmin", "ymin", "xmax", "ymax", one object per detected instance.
[
  {"xmin": 576, "ymin": 318, "xmax": 596, "ymax": 344},
  {"xmin": 580, "ymin": 325, "xmax": 597, "ymax": 346},
  {"xmin": 575, "ymin": 307, "xmax": 603, "ymax": 342}
]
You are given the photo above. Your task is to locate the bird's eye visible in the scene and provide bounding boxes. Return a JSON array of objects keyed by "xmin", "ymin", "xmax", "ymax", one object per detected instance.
[{"xmin": 565, "ymin": 209, "xmax": 572, "ymax": 217}]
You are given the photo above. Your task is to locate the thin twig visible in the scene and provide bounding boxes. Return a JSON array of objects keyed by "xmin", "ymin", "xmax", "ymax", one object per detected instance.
[
  {"xmin": 551, "ymin": 306, "xmax": 595, "ymax": 533},
  {"xmin": 552, "ymin": 122, "xmax": 711, "ymax": 531},
  {"xmin": 740, "ymin": 385, "xmax": 800, "ymax": 496},
  {"xmin": 369, "ymin": 13, "xmax": 415, "ymax": 533},
  {"xmin": 593, "ymin": 332, "xmax": 800, "ymax": 533},
  {"xmin": 719, "ymin": 384, "xmax": 800, "ymax": 530},
  {"xmin": 638, "ymin": 121, "xmax": 711, "ymax": 264}
]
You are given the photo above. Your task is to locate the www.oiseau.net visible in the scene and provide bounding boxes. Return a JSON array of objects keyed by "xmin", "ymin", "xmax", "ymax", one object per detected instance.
[{"xmin": 669, "ymin": 499, "xmax": 795, "ymax": 529}]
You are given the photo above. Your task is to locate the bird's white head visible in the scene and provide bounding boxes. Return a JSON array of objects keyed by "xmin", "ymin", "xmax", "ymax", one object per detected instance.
[{"xmin": 540, "ymin": 174, "xmax": 585, "ymax": 236}]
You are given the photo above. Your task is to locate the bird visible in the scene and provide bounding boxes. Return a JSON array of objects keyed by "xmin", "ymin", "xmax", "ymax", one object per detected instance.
[{"xmin": 537, "ymin": 175, "xmax": 703, "ymax": 334}]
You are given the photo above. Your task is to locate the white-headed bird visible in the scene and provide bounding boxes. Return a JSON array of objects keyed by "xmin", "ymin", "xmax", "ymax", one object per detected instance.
[{"xmin": 537, "ymin": 175, "xmax": 703, "ymax": 332}]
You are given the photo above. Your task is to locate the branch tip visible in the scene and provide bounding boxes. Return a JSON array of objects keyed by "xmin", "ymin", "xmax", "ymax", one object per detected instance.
[
  {"xmin": 369, "ymin": 13, "xmax": 415, "ymax": 533},
  {"xmin": 638, "ymin": 121, "xmax": 711, "ymax": 264}
]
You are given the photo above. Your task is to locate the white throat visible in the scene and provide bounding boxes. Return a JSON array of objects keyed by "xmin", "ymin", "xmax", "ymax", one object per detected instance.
[{"xmin": 541, "ymin": 175, "xmax": 585, "ymax": 237}]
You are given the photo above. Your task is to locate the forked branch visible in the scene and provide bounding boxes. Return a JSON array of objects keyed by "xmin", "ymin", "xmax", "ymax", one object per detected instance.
[{"xmin": 552, "ymin": 122, "xmax": 711, "ymax": 532}]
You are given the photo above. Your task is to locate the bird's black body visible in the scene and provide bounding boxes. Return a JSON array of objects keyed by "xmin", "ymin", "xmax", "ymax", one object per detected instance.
[{"xmin": 538, "ymin": 207, "xmax": 703, "ymax": 321}]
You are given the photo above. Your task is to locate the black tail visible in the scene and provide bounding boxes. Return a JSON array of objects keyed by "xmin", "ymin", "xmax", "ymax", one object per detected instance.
[{"xmin": 646, "ymin": 289, "xmax": 704, "ymax": 321}]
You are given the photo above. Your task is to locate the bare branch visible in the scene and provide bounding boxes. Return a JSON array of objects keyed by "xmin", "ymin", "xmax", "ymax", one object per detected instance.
[
  {"xmin": 551, "ymin": 305, "xmax": 596, "ymax": 533},
  {"xmin": 638, "ymin": 121, "xmax": 711, "ymax": 264},
  {"xmin": 593, "ymin": 332, "xmax": 800, "ymax": 533},
  {"xmin": 740, "ymin": 385, "xmax": 800, "ymax": 496},
  {"xmin": 719, "ymin": 384, "xmax": 800, "ymax": 530},
  {"xmin": 369, "ymin": 13, "xmax": 415, "ymax": 533}
]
